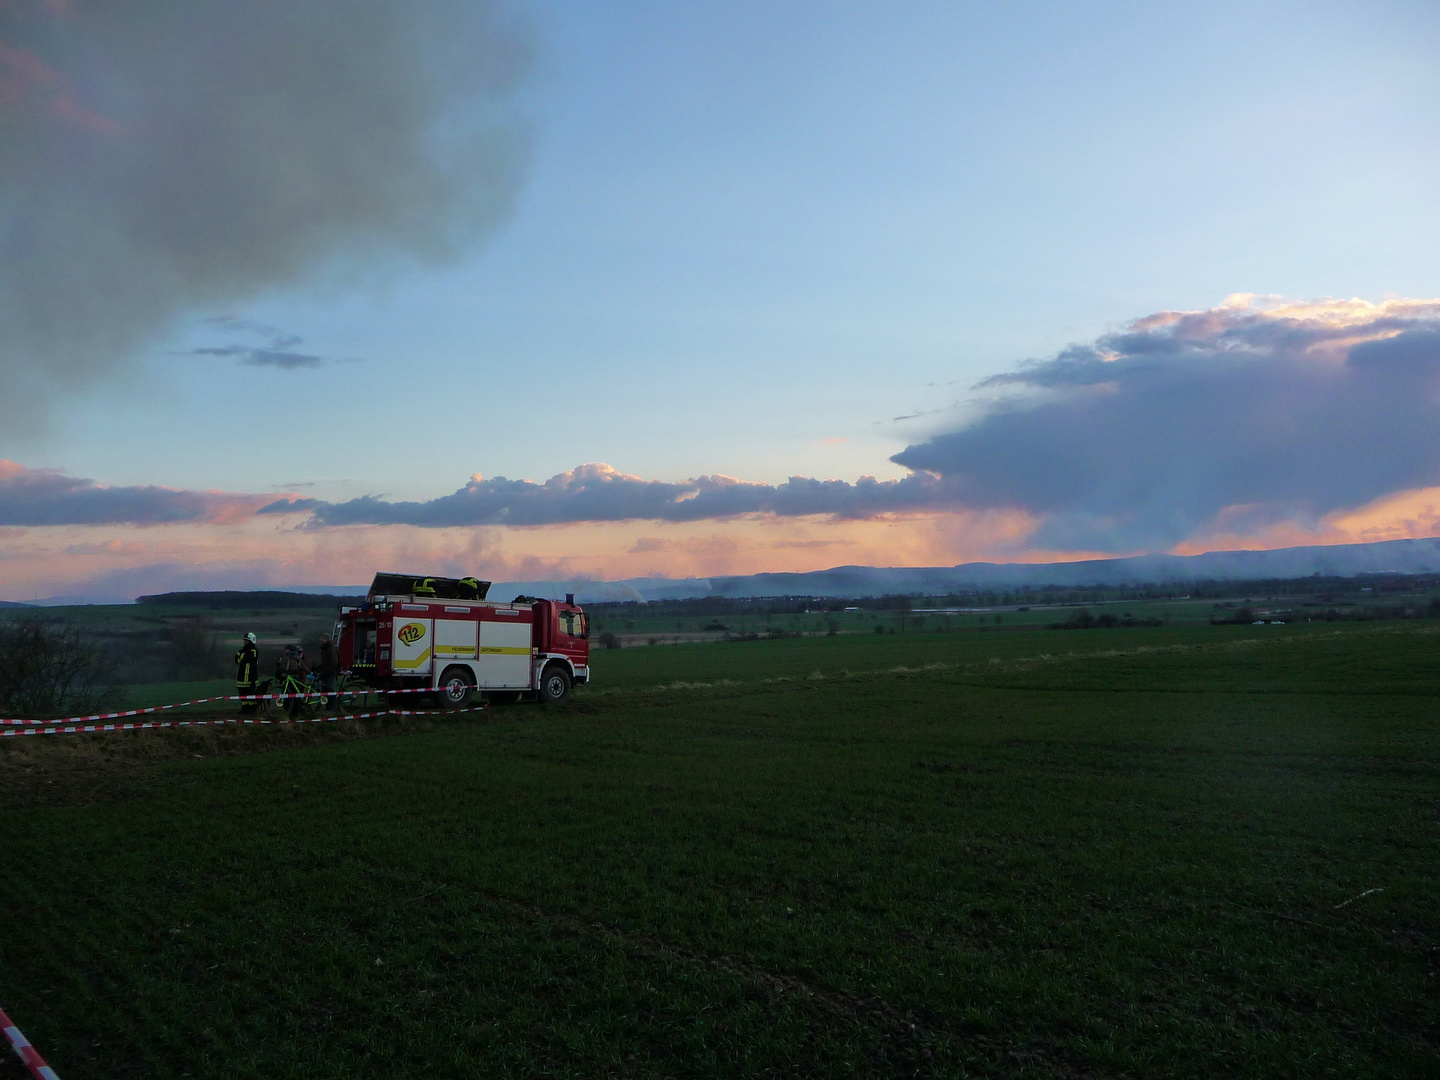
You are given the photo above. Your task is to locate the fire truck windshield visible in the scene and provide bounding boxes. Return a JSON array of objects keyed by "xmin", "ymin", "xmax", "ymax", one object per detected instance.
[{"xmin": 558, "ymin": 610, "xmax": 588, "ymax": 639}]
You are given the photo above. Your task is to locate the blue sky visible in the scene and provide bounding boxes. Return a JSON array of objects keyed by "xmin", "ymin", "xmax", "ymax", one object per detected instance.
[{"xmin": 5, "ymin": 0, "xmax": 1440, "ymax": 597}]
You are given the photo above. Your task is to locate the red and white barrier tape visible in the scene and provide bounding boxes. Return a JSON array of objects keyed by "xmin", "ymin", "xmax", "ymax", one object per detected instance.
[
  {"xmin": 1, "ymin": 702, "xmax": 486, "ymax": 738},
  {"xmin": 0, "ymin": 1006, "xmax": 60, "ymax": 1080},
  {"xmin": 1, "ymin": 683, "xmax": 442, "ymax": 726}
]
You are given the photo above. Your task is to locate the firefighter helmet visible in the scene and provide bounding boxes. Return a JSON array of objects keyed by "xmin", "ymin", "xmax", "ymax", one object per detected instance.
[{"xmin": 412, "ymin": 578, "xmax": 437, "ymax": 597}]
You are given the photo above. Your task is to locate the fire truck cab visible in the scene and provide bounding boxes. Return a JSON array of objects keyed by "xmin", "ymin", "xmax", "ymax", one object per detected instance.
[{"xmin": 335, "ymin": 572, "xmax": 590, "ymax": 706}]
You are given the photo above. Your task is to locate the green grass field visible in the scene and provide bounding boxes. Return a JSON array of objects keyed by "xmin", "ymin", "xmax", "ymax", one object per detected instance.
[
  {"xmin": 2, "ymin": 622, "xmax": 1437, "ymax": 1077},
  {"xmin": 583, "ymin": 578, "xmax": 1439, "ymax": 640}
]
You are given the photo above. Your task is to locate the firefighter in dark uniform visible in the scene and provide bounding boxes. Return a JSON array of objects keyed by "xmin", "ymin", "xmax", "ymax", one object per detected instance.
[{"xmin": 235, "ymin": 632, "xmax": 259, "ymax": 713}]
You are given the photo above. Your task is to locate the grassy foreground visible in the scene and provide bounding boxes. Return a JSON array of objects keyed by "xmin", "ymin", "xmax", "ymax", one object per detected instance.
[{"xmin": 1, "ymin": 624, "xmax": 1437, "ymax": 1078}]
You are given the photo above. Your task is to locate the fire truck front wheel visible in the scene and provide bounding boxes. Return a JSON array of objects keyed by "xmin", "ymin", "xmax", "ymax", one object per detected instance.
[
  {"xmin": 538, "ymin": 664, "xmax": 571, "ymax": 705},
  {"xmin": 438, "ymin": 666, "xmax": 475, "ymax": 708}
]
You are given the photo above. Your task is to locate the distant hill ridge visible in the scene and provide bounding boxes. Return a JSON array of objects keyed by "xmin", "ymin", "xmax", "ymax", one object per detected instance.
[{"xmin": 704, "ymin": 536, "xmax": 1440, "ymax": 597}]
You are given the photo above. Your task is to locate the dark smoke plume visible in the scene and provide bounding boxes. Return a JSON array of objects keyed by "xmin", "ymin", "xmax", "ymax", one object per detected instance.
[{"xmin": 0, "ymin": 0, "xmax": 531, "ymax": 427}]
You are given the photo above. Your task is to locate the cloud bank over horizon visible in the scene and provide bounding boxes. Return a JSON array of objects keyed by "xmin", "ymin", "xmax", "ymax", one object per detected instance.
[
  {"xmin": 895, "ymin": 296, "xmax": 1440, "ymax": 550},
  {"xmin": 0, "ymin": 460, "xmax": 269, "ymax": 526},
  {"xmin": 263, "ymin": 463, "xmax": 952, "ymax": 527},
  {"xmin": 0, "ymin": 0, "xmax": 531, "ymax": 426}
]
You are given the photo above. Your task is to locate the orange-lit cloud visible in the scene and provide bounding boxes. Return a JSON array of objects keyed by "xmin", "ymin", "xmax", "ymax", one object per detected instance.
[
  {"xmin": 1173, "ymin": 486, "xmax": 1440, "ymax": 556},
  {"xmin": 0, "ymin": 505, "xmax": 1050, "ymax": 601},
  {"xmin": 5, "ymin": 478, "xmax": 1440, "ymax": 602}
]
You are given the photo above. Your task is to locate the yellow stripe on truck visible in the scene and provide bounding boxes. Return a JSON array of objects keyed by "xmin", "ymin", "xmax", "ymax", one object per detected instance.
[
  {"xmin": 393, "ymin": 647, "xmax": 433, "ymax": 670},
  {"xmin": 479, "ymin": 646, "xmax": 531, "ymax": 655}
]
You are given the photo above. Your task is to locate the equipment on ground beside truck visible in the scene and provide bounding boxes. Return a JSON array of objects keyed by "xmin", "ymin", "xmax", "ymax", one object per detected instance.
[{"xmin": 334, "ymin": 572, "xmax": 590, "ymax": 706}]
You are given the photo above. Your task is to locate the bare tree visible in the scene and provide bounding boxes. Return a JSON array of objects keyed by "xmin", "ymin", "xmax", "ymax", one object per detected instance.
[
  {"xmin": 0, "ymin": 614, "xmax": 117, "ymax": 718},
  {"xmin": 169, "ymin": 614, "xmax": 221, "ymax": 677},
  {"xmin": 885, "ymin": 594, "xmax": 912, "ymax": 633}
]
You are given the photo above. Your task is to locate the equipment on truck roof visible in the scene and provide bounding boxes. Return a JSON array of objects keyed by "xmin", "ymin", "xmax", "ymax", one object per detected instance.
[{"xmin": 367, "ymin": 572, "xmax": 492, "ymax": 601}]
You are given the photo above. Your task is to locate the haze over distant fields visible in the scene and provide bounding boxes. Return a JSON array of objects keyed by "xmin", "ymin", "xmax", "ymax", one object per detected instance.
[
  {"xmin": 20, "ymin": 537, "xmax": 1440, "ymax": 607},
  {"xmin": 5, "ymin": 2, "xmax": 1440, "ymax": 601}
]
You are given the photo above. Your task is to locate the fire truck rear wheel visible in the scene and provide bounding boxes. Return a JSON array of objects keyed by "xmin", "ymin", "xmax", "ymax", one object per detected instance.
[
  {"xmin": 439, "ymin": 667, "xmax": 475, "ymax": 708},
  {"xmin": 539, "ymin": 664, "xmax": 571, "ymax": 704}
]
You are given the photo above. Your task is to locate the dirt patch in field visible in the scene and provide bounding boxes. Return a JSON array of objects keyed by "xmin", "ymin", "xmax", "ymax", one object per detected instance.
[{"xmin": 0, "ymin": 713, "xmax": 452, "ymax": 811}]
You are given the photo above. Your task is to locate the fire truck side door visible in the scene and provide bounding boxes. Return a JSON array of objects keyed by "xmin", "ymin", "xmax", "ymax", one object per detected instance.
[
  {"xmin": 392, "ymin": 617, "xmax": 434, "ymax": 676},
  {"xmin": 435, "ymin": 619, "xmax": 478, "ymax": 662},
  {"xmin": 477, "ymin": 615, "xmax": 531, "ymax": 688}
]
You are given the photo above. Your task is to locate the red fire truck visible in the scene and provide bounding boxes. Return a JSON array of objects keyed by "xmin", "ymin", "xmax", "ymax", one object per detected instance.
[{"xmin": 335, "ymin": 573, "xmax": 590, "ymax": 705}]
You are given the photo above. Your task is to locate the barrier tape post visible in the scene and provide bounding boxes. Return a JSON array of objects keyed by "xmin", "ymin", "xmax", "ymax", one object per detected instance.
[{"xmin": 0, "ymin": 1006, "xmax": 60, "ymax": 1080}]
